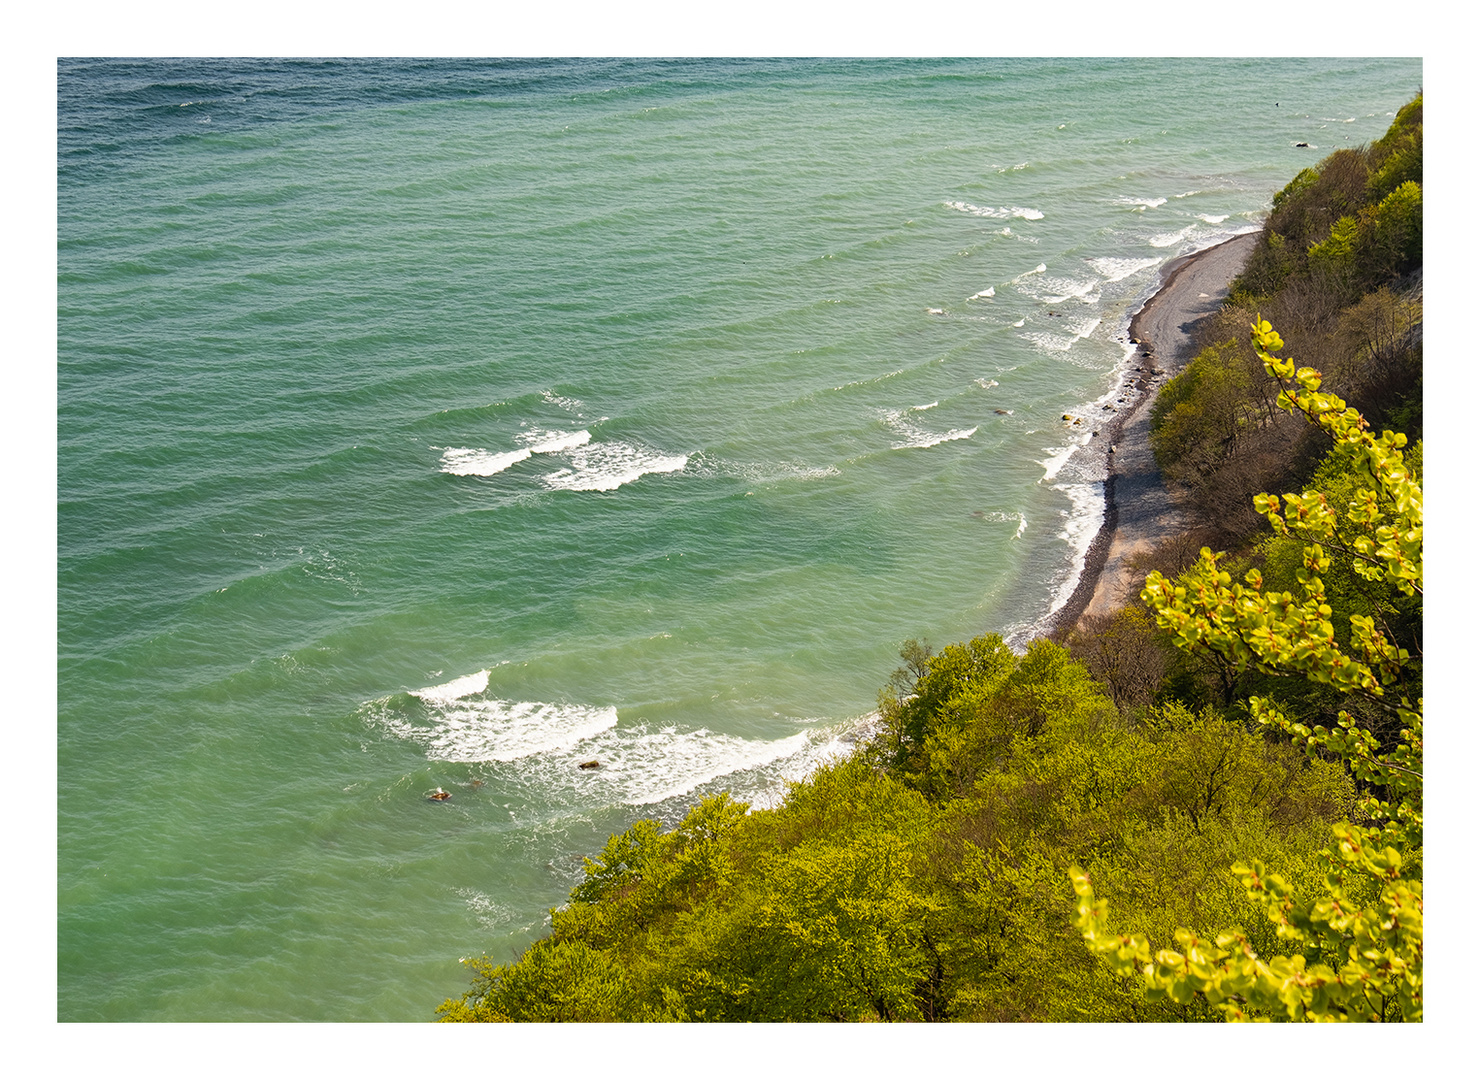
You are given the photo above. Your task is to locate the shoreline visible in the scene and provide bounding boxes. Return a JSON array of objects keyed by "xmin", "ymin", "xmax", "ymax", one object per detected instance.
[{"xmin": 1048, "ymin": 231, "xmax": 1260, "ymax": 638}]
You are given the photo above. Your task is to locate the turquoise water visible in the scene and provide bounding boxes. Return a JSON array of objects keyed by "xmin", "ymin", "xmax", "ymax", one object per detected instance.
[{"xmin": 57, "ymin": 57, "xmax": 1421, "ymax": 1021}]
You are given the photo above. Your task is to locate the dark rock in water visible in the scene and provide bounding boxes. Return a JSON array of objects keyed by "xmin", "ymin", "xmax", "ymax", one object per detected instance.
[
  {"xmin": 994, "ymin": 408, "xmax": 1010, "ymax": 415},
  {"xmin": 427, "ymin": 788, "xmax": 451, "ymax": 801},
  {"xmin": 578, "ymin": 760, "xmax": 601, "ymax": 770},
  {"xmin": 1295, "ymin": 142, "xmax": 1310, "ymax": 147}
]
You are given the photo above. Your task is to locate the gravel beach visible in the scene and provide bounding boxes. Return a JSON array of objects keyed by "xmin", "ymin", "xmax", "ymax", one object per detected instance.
[{"xmin": 1050, "ymin": 232, "xmax": 1260, "ymax": 635}]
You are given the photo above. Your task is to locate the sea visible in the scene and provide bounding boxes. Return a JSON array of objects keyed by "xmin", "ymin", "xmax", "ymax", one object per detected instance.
[{"xmin": 57, "ymin": 57, "xmax": 1421, "ymax": 1021}]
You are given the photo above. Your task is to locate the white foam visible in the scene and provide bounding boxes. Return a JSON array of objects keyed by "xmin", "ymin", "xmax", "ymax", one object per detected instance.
[
  {"xmin": 521, "ymin": 428, "xmax": 592, "ymax": 454},
  {"xmin": 1117, "ymin": 195, "xmax": 1167, "ymax": 209},
  {"xmin": 413, "ymin": 669, "xmax": 491, "ymax": 704},
  {"xmin": 909, "ymin": 427, "xmax": 977, "ymax": 449},
  {"xmin": 945, "ymin": 200, "xmax": 1044, "ymax": 221},
  {"xmin": 911, "ymin": 401, "xmax": 939, "ymax": 411},
  {"xmin": 926, "ymin": 307, "xmax": 946, "ymax": 315},
  {"xmin": 741, "ymin": 720, "xmax": 877, "ymax": 810},
  {"xmin": 1046, "ymin": 480, "xmax": 1107, "ymax": 611},
  {"xmin": 1012, "ymin": 318, "xmax": 1026, "ymax": 328},
  {"xmin": 455, "ymin": 888, "xmax": 519, "ymax": 933},
  {"xmin": 1086, "ymin": 256, "xmax": 1160, "ymax": 282},
  {"xmin": 439, "ymin": 446, "xmax": 532, "ymax": 476},
  {"xmin": 1019, "ymin": 331, "xmax": 1076, "ymax": 353},
  {"xmin": 541, "ymin": 390, "xmax": 585, "ymax": 414},
  {"xmin": 1014, "ymin": 263, "xmax": 1048, "ymax": 280},
  {"xmin": 1063, "ymin": 315, "xmax": 1102, "ymax": 340},
  {"xmin": 1037, "ymin": 436, "xmax": 1087, "ymax": 481},
  {"xmin": 882, "ymin": 408, "xmax": 977, "ymax": 449},
  {"xmin": 542, "ymin": 441, "xmax": 688, "ymax": 492},
  {"xmin": 440, "ymin": 428, "xmax": 591, "ymax": 477},
  {"xmin": 1033, "ymin": 277, "xmax": 1101, "ymax": 305},
  {"xmin": 830, "ymin": 368, "xmax": 905, "ymax": 392},
  {"xmin": 968, "ymin": 287, "xmax": 996, "ymax": 300},
  {"xmin": 976, "ymin": 509, "xmax": 1028, "ymax": 538},
  {"xmin": 381, "ymin": 689, "xmax": 620, "ymax": 763},
  {"xmin": 975, "ymin": 378, "xmax": 999, "ymax": 389},
  {"xmin": 689, "ymin": 456, "xmax": 841, "ymax": 486},
  {"xmin": 742, "ymin": 463, "xmax": 839, "ymax": 484},
  {"xmin": 615, "ymin": 728, "xmax": 809, "ymax": 806},
  {"xmin": 520, "ymin": 722, "xmax": 814, "ymax": 808},
  {"xmin": 1150, "ymin": 225, "xmax": 1197, "ymax": 248}
]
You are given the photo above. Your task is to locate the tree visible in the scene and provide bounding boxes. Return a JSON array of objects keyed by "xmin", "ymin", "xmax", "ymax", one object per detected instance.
[
  {"xmin": 868, "ymin": 635, "xmax": 1016, "ymax": 779},
  {"xmin": 1066, "ymin": 605, "xmax": 1169, "ymax": 714},
  {"xmin": 1070, "ymin": 318, "xmax": 1422, "ymax": 1021},
  {"xmin": 1149, "ymin": 341, "xmax": 1255, "ymax": 483}
]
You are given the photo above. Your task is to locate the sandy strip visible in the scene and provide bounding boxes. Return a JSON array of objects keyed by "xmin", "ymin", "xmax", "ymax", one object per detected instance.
[{"xmin": 1049, "ymin": 232, "xmax": 1259, "ymax": 636}]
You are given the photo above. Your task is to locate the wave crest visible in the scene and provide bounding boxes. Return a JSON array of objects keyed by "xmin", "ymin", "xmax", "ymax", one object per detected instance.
[{"xmin": 543, "ymin": 441, "xmax": 688, "ymax": 492}]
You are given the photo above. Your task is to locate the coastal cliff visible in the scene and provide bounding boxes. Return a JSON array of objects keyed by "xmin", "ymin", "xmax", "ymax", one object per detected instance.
[{"xmin": 440, "ymin": 92, "xmax": 1423, "ymax": 1024}]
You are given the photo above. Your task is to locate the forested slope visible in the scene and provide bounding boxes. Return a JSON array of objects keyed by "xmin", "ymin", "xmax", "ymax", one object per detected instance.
[
  {"xmin": 439, "ymin": 94, "xmax": 1423, "ymax": 1024},
  {"xmin": 1141, "ymin": 94, "xmax": 1422, "ymax": 544}
]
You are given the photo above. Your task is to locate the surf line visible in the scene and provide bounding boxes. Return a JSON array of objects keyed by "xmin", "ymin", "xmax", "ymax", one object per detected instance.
[{"xmin": 1045, "ymin": 233, "xmax": 1259, "ymax": 640}]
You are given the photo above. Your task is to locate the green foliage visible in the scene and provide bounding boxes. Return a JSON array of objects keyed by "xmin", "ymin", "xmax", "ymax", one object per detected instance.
[
  {"xmin": 1232, "ymin": 92, "xmax": 1422, "ymax": 308},
  {"xmin": 436, "ymin": 939, "xmax": 638, "ymax": 1022},
  {"xmin": 1271, "ymin": 167, "xmax": 1319, "ymax": 211},
  {"xmin": 1306, "ymin": 213, "xmax": 1363, "ymax": 288},
  {"xmin": 1367, "ymin": 93, "xmax": 1422, "ymax": 203},
  {"xmin": 868, "ymin": 634, "xmax": 1016, "ymax": 778},
  {"xmin": 1257, "ymin": 440, "xmax": 1422, "ymax": 673},
  {"xmin": 1308, "ymin": 182, "xmax": 1422, "ymax": 297},
  {"xmin": 672, "ymin": 823, "xmax": 940, "ymax": 1021},
  {"xmin": 918, "ymin": 691, "xmax": 1349, "ymax": 1021},
  {"xmin": 442, "ymin": 628, "xmax": 1353, "ymax": 1022},
  {"xmin": 1366, "ymin": 181, "xmax": 1423, "ymax": 278},
  {"xmin": 569, "ymin": 817, "xmax": 666, "ymax": 905},
  {"xmin": 1074, "ymin": 319, "xmax": 1422, "ymax": 1022},
  {"xmin": 1149, "ymin": 340, "xmax": 1255, "ymax": 481},
  {"xmin": 872, "ymin": 635, "xmax": 1117, "ymax": 802}
]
